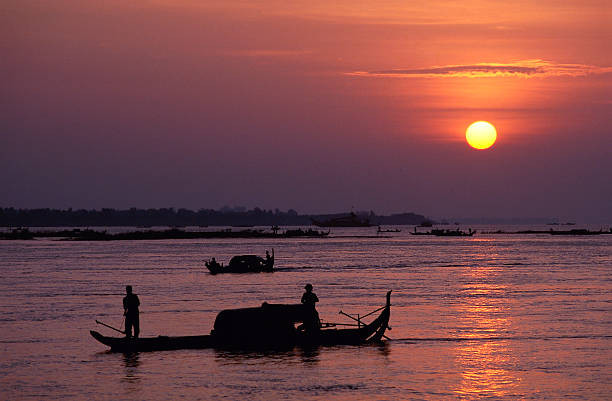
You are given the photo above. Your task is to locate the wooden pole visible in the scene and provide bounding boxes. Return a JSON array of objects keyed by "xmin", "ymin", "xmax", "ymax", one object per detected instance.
[{"xmin": 95, "ymin": 319, "xmax": 125, "ymax": 334}]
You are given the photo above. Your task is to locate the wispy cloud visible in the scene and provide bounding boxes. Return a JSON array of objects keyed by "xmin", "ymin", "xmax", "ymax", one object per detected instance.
[{"xmin": 349, "ymin": 60, "xmax": 612, "ymax": 78}]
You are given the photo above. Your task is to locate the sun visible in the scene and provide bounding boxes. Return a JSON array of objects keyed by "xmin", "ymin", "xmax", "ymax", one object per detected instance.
[{"xmin": 465, "ymin": 121, "xmax": 497, "ymax": 150}]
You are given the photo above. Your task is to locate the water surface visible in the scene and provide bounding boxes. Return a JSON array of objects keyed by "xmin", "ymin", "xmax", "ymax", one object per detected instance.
[{"xmin": 1, "ymin": 226, "xmax": 611, "ymax": 399}]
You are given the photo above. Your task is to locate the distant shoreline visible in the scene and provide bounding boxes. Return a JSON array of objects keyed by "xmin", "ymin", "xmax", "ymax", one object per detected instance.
[
  {"xmin": 0, "ymin": 207, "xmax": 431, "ymax": 228},
  {"xmin": 0, "ymin": 227, "xmax": 333, "ymax": 241},
  {"xmin": 2, "ymin": 226, "xmax": 610, "ymax": 241}
]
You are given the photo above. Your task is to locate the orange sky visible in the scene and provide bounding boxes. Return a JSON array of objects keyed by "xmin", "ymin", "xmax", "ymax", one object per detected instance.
[{"xmin": 2, "ymin": 0, "xmax": 611, "ymax": 220}]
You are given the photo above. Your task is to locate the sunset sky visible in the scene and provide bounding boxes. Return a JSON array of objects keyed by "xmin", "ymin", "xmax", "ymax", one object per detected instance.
[{"xmin": 2, "ymin": 1, "xmax": 611, "ymax": 221}]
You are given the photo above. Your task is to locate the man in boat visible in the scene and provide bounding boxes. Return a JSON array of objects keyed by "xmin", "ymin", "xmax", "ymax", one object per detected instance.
[
  {"xmin": 123, "ymin": 285, "xmax": 140, "ymax": 338},
  {"xmin": 265, "ymin": 250, "xmax": 273, "ymax": 267},
  {"xmin": 301, "ymin": 283, "xmax": 320, "ymax": 331}
]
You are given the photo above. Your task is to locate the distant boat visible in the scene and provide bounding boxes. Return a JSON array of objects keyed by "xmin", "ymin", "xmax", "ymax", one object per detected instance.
[
  {"xmin": 90, "ymin": 291, "xmax": 392, "ymax": 352},
  {"xmin": 377, "ymin": 226, "xmax": 401, "ymax": 233},
  {"xmin": 283, "ymin": 228, "xmax": 330, "ymax": 237},
  {"xmin": 0, "ymin": 228, "xmax": 34, "ymax": 240},
  {"xmin": 549, "ymin": 228, "xmax": 603, "ymax": 235},
  {"xmin": 432, "ymin": 228, "xmax": 475, "ymax": 237},
  {"xmin": 311, "ymin": 212, "xmax": 372, "ymax": 227},
  {"xmin": 411, "ymin": 227, "xmax": 475, "ymax": 237},
  {"xmin": 206, "ymin": 250, "xmax": 274, "ymax": 274}
]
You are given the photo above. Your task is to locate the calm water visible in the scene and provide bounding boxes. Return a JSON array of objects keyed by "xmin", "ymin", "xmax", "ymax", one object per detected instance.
[{"xmin": 1, "ymin": 226, "xmax": 611, "ymax": 400}]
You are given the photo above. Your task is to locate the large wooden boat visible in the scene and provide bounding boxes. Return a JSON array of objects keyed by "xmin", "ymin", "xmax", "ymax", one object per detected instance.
[
  {"xmin": 90, "ymin": 291, "xmax": 392, "ymax": 352},
  {"xmin": 206, "ymin": 250, "xmax": 274, "ymax": 274}
]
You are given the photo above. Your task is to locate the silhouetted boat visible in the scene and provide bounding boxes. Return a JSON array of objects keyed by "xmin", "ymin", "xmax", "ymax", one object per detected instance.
[
  {"xmin": 311, "ymin": 212, "xmax": 373, "ymax": 227},
  {"xmin": 411, "ymin": 227, "xmax": 475, "ymax": 236},
  {"xmin": 206, "ymin": 251, "xmax": 274, "ymax": 274},
  {"xmin": 377, "ymin": 226, "xmax": 401, "ymax": 233},
  {"xmin": 283, "ymin": 228, "xmax": 330, "ymax": 237},
  {"xmin": 549, "ymin": 228, "xmax": 604, "ymax": 235},
  {"xmin": 90, "ymin": 291, "xmax": 392, "ymax": 352},
  {"xmin": 0, "ymin": 228, "xmax": 34, "ymax": 240},
  {"xmin": 433, "ymin": 228, "xmax": 475, "ymax": 237}
]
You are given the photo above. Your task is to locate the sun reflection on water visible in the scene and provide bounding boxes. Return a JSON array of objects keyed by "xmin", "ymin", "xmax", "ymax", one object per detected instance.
[{"xmin": 453, "ymin": 264, "xmax": 522, "ymax": 398}]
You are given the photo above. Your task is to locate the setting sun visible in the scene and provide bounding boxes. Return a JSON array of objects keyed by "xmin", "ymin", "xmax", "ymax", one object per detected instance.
[{"xmin": 466, "ymin": 121, "xmax": 497, "ymax": 150}]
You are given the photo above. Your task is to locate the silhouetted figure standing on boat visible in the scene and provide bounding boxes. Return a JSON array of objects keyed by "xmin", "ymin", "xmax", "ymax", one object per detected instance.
[
  {"xmin": 265, "ymin": 249, "xmax": 274, "ymax": 266},
  {"xmin": 301, "ymin": 284, "xmax": 320, "ymax": 331},
  {"xmin": 123, "ymin": 285, "xmax": 140, "ymax": 338},
  {"xmin": 301, "ymin": 283, "xmax": 319, "ymax": 306}
]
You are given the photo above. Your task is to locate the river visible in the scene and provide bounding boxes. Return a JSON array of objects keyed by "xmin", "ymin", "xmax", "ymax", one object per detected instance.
[{"xmin": 1, "ymin": 226, "xmax": 611, "ymax": 400}]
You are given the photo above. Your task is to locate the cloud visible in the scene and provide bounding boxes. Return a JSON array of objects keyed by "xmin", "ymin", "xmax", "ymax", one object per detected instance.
[{"xmin": 350, "ymin": 60, "xmax": 612, "ymax": 78}]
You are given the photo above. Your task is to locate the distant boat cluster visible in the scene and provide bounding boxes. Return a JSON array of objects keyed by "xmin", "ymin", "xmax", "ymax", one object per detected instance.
[
  {"xmin": 0, "ymin": 227, "xmax": 331, "ymax": 241},
  {"xmin": 482, "ymin": 228, "xmax": 612, "ymax": 235}
]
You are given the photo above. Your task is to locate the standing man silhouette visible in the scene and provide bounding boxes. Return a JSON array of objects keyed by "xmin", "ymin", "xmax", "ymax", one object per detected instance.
[
  {"xmin": 301, "ymin": 283, "xmax": 319, "ymax": 307},
  {"xmin": 123, "ymin": 285, "xmax": 140, "ymax": 338},
  {"xmin": 301, "ymin": 284, "xmax": 320, "ymax": 331}
]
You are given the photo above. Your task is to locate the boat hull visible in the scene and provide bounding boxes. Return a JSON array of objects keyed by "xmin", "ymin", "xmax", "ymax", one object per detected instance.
[{"xmin": 90, "ymin": 331, "xmax": 214, "ymax": 352}]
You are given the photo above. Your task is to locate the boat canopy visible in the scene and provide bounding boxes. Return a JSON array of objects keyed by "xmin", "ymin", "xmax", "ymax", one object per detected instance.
[
  {"xmin": 229, "ymin": 255, "xmax": 264, "ymax": 265},
  {"xmin": 212, "ymin": 303, "xmax": 315, "ymax": 344}
]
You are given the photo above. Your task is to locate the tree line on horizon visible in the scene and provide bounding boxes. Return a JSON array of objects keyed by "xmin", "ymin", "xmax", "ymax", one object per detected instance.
[{"xmin": 0, "ymin": 207, "xmax": 430, "ymax": 227}]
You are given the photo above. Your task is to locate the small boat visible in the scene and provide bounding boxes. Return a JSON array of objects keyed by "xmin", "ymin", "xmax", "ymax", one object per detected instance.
[
  {"xmin": 549, "ymin": 228, "xmax": 603, "ymax": 235},
  {"xmin": 0, "ymin": 228, "xmax": 35, "ymax": 240},
  {"xmin": 90, "ymin": 291, "xmax": 392, "ymax": 352},
  {"xmin": 432, "ymin": 228, "xmax": 475, "ymax": 237},
  {"xmin": 377, "ymin": 226, "xmax": 401, "ymax": 233},
  {"xmin": 283, "ymin": 228, "xmax": 330, "ymax": 237},
  {"xmin": 311, "ymin": 212, "xmax": 373, "ymax": 227},
  {"xmin": 206, "ymin": 250, "xmax": 274, "ymax": 274},
  {"xmin": 410, "ymin": 227, "xmax": 475, "ymax": 236}
]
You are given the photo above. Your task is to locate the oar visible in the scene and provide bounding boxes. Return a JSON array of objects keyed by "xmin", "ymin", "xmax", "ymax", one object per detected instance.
[
  {"xmin": 96, "ymin": 319, "xmax": 125, "ymax": 334},
  {"xmin": 360, "ymin": 304, "xmax": 391, "ymax": 319},
  {"xmin": 339, "ymin": 310, "xmax": 361, "ymax": 325},
  {"xmin": 340, "ymin": 303, "xmax": 392, "ymax": 321}
]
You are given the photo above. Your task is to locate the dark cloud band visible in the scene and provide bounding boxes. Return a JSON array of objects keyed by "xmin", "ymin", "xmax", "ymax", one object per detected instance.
[{"xmin": 350, "ymin": 60, "xmax": 611, "ymax": 78}]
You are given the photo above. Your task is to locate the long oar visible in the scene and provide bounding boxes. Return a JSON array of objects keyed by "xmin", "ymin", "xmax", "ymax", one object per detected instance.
[
  {"xmin": 96, "ymin": 319, "xmax": 125, "ymax": 334},
  {"xmin": 360, "ymin": 304, "xmax": 390, "ymax": 319}
]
